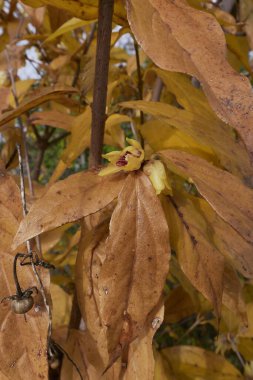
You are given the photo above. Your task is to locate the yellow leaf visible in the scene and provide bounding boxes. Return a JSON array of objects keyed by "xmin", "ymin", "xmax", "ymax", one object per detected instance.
[
  {"xmin": 157, "ymin": 346, "xmax": 243, "ymax": 380},
  {"xmin": 8, "ymin": 79, "xmax": 34, "ymax": 108},
  {"xmin": 141, "ymin": 119, "xmax": 216, "ymax": 162},
  {"xmin": 104, "ymin": 114, "xmax": 131, "ymax": 148},
  {"xmin": 121, "ymin": 100, "xmax": 253, "ymax": 179},
  {"xmin": 49, "ymin": 107, "xmax": 91, "ymax": 182},
  {"xmin": 27, "ymin": 0, "xmax": 128, "ymax": 26},
  {"xmin": 44, "ymin": 17, "xmax": 94, "ymax": 43},
  {"xmin": 164, "ymin": 286, "xmax": 199, "ymax": 324}
]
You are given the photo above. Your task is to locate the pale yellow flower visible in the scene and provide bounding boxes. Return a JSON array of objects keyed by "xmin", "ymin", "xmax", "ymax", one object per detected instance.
[
  {"xmin": 99, "ymin": 138, "xmax": 144, "ymax": 176},
  {"xmin": 143, "ymin": 160, "xmax": 172, "ymax": 195}
]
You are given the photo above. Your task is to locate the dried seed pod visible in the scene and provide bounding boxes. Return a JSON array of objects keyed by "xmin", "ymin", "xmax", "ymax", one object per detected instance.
[{"xmin": 11, "ymin": 296, "xmax": 34, "ymax": 314}]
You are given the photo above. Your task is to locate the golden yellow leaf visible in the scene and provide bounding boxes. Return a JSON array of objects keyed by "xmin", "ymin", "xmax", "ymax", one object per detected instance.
[
  {"xmin": 238, "ymin": 337, "xmax": 253, "ymax": 360},
  {"xmin": 104, "ymin": 114, "xmax": 132, "ymax": 149},
  {"xmin": 8, "ymin": 79, "xmax": 34, "ymax": 108},
  {"xmin": 121, "ymin": 100, "xmax": 253, "ymax": 178},
  {"xmin": 154, "ymin": 350, "xmax": 176, "ymax": 380},
  {"xmin": 98, "ymin": 172, "xmax": 170, "ymax": 357},
  {"xmin": 222, "ymin": 264, "xmax": 247, "ymax": 326},
  {"xmin": 28, "ymin": 0, "xmax": 127, "ymax": 26},
  {"xmin": 13, "ymin": 171, "xmax": 126, "ymax": 248},
  {"xmin": 49, "ymin": 107, "xmax": 91, "ymax": 182},
  {"xmin": 0, "ymin": 85, "xmax": 78, "ymax": 128},
  {"xmin": 226, "ymin": 34, "xmax": 252, "ymax": 75},
  {"xmin": 44, "ymin": 17, "xmax": 94, "ymax": 43},
  {"xmin": 157, "ymin": 346, "xmax": 243, "ymax": 380},
  {"xmin": 160, "ymin": 150, "xmax": 253, "ymax": 244},
  {"xmin": 164, "ymin": 286, "xmax": 199, "ymax": 324},
  {"xmin": 127, "ymin": 0, "xmax": 253, "ymax": 160},
  {"xmin": 240, "ymin": 0, "xmax": 253, "ymax": 50},
  {"xmin": 0, "ymin": 169, "xmax": 49, "ymax": 379},
  {"xmin": 141, "ymin": 119, "xmax": 216, "ymax": 163}
]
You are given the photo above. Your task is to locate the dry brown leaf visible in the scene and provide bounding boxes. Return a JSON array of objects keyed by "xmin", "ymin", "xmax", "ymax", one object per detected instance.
[
  {"xmin": 0, "ymin": 169, "xmax": 49, "ymax": 379},
  {"xmin": 98, "ymin": 172, "xmax": 170, "ymax": 358},
  {"xmin": 164, "ymin": 194, "xmax": 248, "ymax": 321},
  {"xmin": 29, "ymin": 110, "xmax": 75, "ymax": 131},
  {"xmin": 123, "ymin": 305, "xmax": 164, "ymax": 380},
  {"xmin": 0, "ymin": 85, "xmax": 78, "ymax": 128},
  {"xmin": 75, "ymin": 220, "xmax": 110, "ymax": 373},
  {"xmin": 127, "ymin": 0, "xmax": 253, "ymax": 159},
  {"xmin": 195, "ymin": 197, "xmax": 253, "ymax": 278},
  {"xmin": 59, "ymin": 329, "xmax": 99, "ymax": 380},
  {"xmin": 160, "ymin": 150, "xmax": 253, "ymax": 244},
  {"xmin": 13, "ymin": 171, "xmax": 126, "ymax": 248},
  {"xmin": 163, "ymin": 196, "xmax": 224, "ymax": 316}
]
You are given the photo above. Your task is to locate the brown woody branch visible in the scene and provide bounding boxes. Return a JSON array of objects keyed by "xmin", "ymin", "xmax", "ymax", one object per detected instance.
[{"xmin": 89, "ymin": 0, "xmax": 114, "ymax": 168}]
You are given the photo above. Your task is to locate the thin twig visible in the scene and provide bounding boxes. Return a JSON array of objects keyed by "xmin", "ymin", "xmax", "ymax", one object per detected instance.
[
  {"xmin": 5, "ymin": 48, "xmax": 42, "ymax": 253},
  {"xmin": 227, "ymin": 333, "xmax": 245, "ymax": 368},
  {"xmin": 89, "ymin": 0, "xmax": 114, "ymax": 168},
  {"xmin": 48, "ymin": 131, "xmax": 70, "ymax": 146},
  {"xmin": 151, "ymin": 77, "xmax": 164, "ymax": 102},
  {"xmin": 72, "ymin": 23, "xmax": 96, "ymax": 88},
  {"xmin": 17, "ymin": 144, "xmax": 53, "ymax": 365},
  {"xmin": 133, "ymin": 41, "xmax": 144, "ymax": 145}
]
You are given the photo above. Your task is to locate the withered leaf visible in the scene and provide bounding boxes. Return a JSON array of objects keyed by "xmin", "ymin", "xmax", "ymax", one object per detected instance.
[
  {"xmin": 75, "ymin": 220, "xmax": 110, "ymax": 373},
  {"xmin": 123, "ymin": 305, "xmax": 164, "ymax": 380},
  {"xmin": 98, "ymin": 172, "xmax": 170, "ymax": 356},
  {"xmin": 164, "ymin": 194, "xmax": 247, "ymax": 321},
  {"xmin": 163, "ymin": 195, "xmax": 224, "ymax": 316},
  {"xmin": 127, "ymin": 0, "xmax": 253, "ymax": 159},
  {"xmin": 194, "ymin": 197, "xmax": 253, "ymax": 278},
  {"xmin": 0, "ymin": 85, "xmax": 78, "ymax": 128},
  {"xmin": 29, "ymin": 110, "xmax": 75, "ymax": 131},
  {"xmin": 13, "ymin": 171, "xmax": 126, "ymax": 248},
  {"xmin": 160, "ymin": 150, "xmax": 253, "ymax": 244},
  {"xmin": 0, "ymin": 168, "xmax": 49, "ymax": 379}
]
